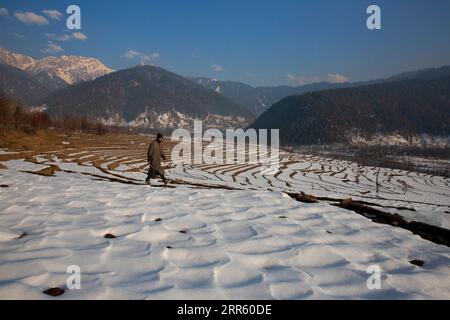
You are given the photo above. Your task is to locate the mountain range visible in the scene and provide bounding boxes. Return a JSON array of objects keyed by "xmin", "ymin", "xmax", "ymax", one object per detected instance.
[
  {"xmin": 250, "ymin": 76, "xmax": 450, "ymax": 146},
  {"xmin": 0, "ymin": 47, "xmax": 113, "ymax": 89},
  {"xmin": 37, "ymin": 65, "xmax": 252, "ymax": 129},
  {"xmin": 0, "ymin": 48, "xmax": 253, "ymax": 128},
  {"xmin": 1, "ymin": 46, "xmax": 450, "ymax": 139},
  {"xmin": 193, "ymin": 66, "xmax": 450, "ymax": 116},
  {"xmin": 192, "ymin": 77, "xmax": 351, "ymax": 115}
]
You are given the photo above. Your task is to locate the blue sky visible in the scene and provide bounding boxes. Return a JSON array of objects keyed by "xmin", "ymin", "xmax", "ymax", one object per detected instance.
[{"xmin": 1, "ymin": 0, "xmax": 450, "ymax": 86}]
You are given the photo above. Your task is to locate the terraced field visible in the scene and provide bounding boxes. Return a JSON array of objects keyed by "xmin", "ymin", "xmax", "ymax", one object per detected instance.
[
  {"xmin": 5, "ymin": 133, "xmax": 446, "ymax": 229},
  {"xmin": 1, "ymin": 133, "xmax": 450, "ymax": 299}
]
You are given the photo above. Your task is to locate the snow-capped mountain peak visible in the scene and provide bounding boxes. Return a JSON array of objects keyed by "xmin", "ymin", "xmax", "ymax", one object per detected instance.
[
  {"xmin": 26, "ymin": 54, "xmax": 114, "ymax": 84},
  {"xmin": 0, "ymin": 47, "xmax": 36, "ymax": 70},
  {"xmin": 0, "ymin": 47, "xmax": 113, "ymax": 85}
]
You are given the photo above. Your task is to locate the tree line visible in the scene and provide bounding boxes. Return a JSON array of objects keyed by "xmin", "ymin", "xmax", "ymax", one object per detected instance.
[{"xmin": 0, "ymin": 96, "xmax": 113, "ymax": 136}]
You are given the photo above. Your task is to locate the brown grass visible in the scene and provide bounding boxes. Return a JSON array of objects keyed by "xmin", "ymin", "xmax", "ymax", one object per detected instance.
[
  {"xmin": 21, "ymin": 164, "xmax": 62, "ymax": 177},
  {"xmin": 287, "ymin": 192, "xmax": 318, "ymax": 203},
  {"xmin": 0, "ymin": 130, "xmax": 165, "ymax": 157},
  {"xmin": 36, "ymin": 165, "xmax": 61, "ymax": 176},
  {"xmin": 0, "ymin": 130, "xmax": 63, "ymax": 153},
  {"xmin": 0, "ymin": 152, "xmax": 32, "ymax": 162}
]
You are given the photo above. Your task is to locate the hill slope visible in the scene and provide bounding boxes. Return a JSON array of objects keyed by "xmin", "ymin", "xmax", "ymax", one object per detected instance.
[
  {"xmin": 39, "ymin": 65, "xmax": 253, "ymax": 128},
  {"xmin": 249, "ymin": 77, "xmax": 450, "ymax": 146},
  {"xmin": 0, "ymin": 63, "xmax": 53, "ymax": 104}
]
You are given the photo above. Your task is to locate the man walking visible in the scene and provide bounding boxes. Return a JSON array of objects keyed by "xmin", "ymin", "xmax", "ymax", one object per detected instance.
[{"xmin": 146, "ymin": 133, "xmax": 168, "ymax": 185}]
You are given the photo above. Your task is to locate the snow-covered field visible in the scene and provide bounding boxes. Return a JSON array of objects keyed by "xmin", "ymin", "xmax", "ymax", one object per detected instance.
[
  {"xmin": 174, "ymin": 156, "xmax": 450, "ymax": 230},
  {"xmin": 0, "ymin": 140, "xmax": 449, "ymax": 299}
]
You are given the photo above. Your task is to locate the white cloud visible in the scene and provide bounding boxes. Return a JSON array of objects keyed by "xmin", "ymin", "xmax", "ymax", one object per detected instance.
[
  {"xmin": 41, "ymin": 42, "xmax": 64, "ymax": 54},
  {"xmin": 42, "ymin": 9, "xmax": 62, "ymax": 21},
  {"xmin": 11, "ymin": 32, "xmax": 27, "ymax": 39},
  {"xmin": 327, "ymin": 73, "xmax": 349, "ymax": 83},
  {"xmin": 142, "ymin": 53, "xmax": 159, "ymax": 61},
  {"xmin": 14, "ymin": 11, "xmax": 49, "ymax": 26},
  {"xmin": 0, "ymin": 7, "xmax": 9, "ymax": 16},
  {"xmin": 46, "ymin": 32, "xmax": 88, "ymax": 42},
  {"xmin": 211, "ymin": 64, "xmax": 224, "ymax": 72},
  {"xmin": 124, "ymin": 50, "xmax": 159, "ymax": 63},
  {"xmin": 124, "ymin": 50, "xmax": 139, "ymax": 59},
  {"xmin": 72, "ymin": 32, "xmax": 88, "ymax": 41},
  {"xmin": 286, "ymin": 74, "xmax": 307, "ymax": 85},
  {"xmin": 287, "ymin": 73, "xmax": 350, "ymax": 85},
  {"xmin": 56, "ymin": 34, "xmax": 72, "ymax": 41}
]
